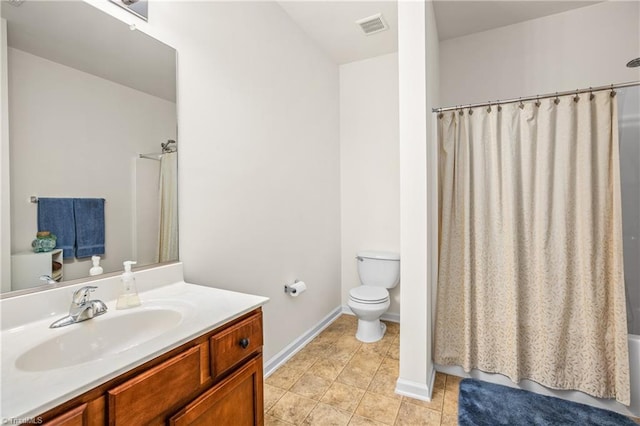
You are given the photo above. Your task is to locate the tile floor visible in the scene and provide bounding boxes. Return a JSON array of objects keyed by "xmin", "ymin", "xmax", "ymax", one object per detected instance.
[
  {"xmin": 264, "ymin": 315, "xmax": 458, "ymax": 425},
  {"xmin": 264, "ymin": 314, "xmax": 640, "ymax": 425}
]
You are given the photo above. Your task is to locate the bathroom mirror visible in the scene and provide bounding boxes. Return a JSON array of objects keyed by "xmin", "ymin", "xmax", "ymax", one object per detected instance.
[{"xmin": 1, "ymin": 1, "xmax": 178, "ymax": 295}]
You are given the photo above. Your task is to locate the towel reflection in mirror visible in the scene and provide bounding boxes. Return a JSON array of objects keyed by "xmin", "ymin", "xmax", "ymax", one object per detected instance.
[{"xmin": 37, "ymin": 198, "xmax": 105, "ymax": 259}]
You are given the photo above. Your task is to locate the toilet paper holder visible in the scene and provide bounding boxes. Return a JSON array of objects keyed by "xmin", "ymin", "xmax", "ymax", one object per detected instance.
[{"xmin": 284, "ymin": 280, "xmax": 302, "ymax": 295}]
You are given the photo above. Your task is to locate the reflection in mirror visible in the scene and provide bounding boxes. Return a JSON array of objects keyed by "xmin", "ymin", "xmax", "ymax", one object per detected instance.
[{"xmin": 1, "ymin": 1, "xmax": 178, "ymax": 295}]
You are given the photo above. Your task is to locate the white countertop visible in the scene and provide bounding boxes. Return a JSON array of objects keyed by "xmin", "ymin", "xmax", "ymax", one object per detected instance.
[{"xmin": 0, "ymin": 264, "xmax": 268, "ymax": 421}]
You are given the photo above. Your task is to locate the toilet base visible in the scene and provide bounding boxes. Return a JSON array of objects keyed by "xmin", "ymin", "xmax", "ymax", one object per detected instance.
[{"xmin": 355, "ymin": 318, "xmax": 387, "ymax": 343}]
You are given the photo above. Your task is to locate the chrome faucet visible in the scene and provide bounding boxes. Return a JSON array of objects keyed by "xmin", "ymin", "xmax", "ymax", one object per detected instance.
[
  {"xmin": 40, "ymin": 275, "xmax": 57, "ymax": 284},
  {"xmin": 50, "ymin": 286, "xmax": 108, "ymax": 328}
]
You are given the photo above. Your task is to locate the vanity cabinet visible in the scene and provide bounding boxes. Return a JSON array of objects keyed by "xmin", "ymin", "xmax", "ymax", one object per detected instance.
[{"xmin": 38, "ymin": 309, "xmax": 263, "ymax": 426}]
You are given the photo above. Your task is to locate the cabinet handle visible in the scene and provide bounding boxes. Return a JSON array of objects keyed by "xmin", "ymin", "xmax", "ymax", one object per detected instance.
[{"xmin": 239, "ymin": 338, "xmax": 250, "ymax": 349}]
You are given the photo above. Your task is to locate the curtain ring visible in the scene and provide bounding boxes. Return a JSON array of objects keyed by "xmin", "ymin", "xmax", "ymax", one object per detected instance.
[
  {"xmin": 497, "ymin": 102, "xmax": 502, "ymax": 112},
  {"xmin": 535, "ymin": 96, "xmax": 541, "ymax": 108},
  {"xmin": 468, "ymin": 108, "xmax": 473, "ymax": 115},
  {"xmin": 487, "ymin": 102, "xmax": 492, "ymax": 113},
  {"xmin": 459, "ymin": 106, "xmax": 464, "ymax": 116},
  {"xmin": 610, "ymin": 84, "xmax": 617, "ymax": 98},
  {"xmin": 573, "ymin": 89, "xmax": 580, "ymax": 103},
  {"xmin": 518, "ymin": 97, "xmax": 525, "ymax": 109},
  {"xmin": 589, "ymin": 87, "xmax": 595, "ymax": 101},
  {"xmin": 554, "ymin": 92, "xmax": 560, "ymax": 105},
  {"xmin": 438, "ymin": 112, "xmax": 444, "ymax": 119}
]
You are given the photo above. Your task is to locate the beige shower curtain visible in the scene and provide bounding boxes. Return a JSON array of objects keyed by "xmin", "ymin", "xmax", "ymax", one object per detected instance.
[
  {"xmin": 434, "ymin": 91, "xmax": 630, "ymax": 404},
  {"xmin": 159, "ymin": 152, "xmax": 178, "ymax": 262}
]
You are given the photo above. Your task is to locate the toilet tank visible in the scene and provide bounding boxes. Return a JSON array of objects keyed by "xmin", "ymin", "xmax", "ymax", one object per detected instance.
[{"xmin": 356, "ymin": 251, "xmax": 400, "ymax": 288}]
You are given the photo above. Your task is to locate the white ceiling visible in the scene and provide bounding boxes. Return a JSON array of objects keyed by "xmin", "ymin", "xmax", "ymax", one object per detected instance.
[
  {"xmin": 1, "ymin": 1, "xmax": 176, "ymax": 102},
  {"xmin": 279, "ymin": 0, "xmax": 602, "ymax": 65},
  {"xmin": 278, "ymin": 1, "xmax": 398, "ymax": 65}
]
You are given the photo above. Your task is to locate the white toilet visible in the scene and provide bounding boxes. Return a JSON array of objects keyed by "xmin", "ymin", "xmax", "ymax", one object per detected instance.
[{"xmin": 348, "ymin": 251, "xmax": 400, "ymax": 343}]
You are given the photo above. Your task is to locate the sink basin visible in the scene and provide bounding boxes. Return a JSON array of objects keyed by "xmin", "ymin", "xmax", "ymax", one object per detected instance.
[{"xmin": 15, "ymin": 308, "xmax": 184, "ymax": 372}]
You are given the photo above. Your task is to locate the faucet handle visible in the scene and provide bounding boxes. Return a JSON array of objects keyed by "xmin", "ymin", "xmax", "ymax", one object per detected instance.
[{"xmin": 72, "ymin": 286, "xmax": 97, "ymax": 305}]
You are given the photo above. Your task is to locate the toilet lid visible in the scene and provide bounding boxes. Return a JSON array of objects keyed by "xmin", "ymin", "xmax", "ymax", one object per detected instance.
[{"xmin": 349, "ymin": 286, "xmax": 389, "ymax": 303}]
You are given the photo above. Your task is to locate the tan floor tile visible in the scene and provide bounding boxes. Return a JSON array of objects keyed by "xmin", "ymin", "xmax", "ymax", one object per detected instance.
[
  {"xmin": 304, "ymin": 340, "xmax": 335, "ymax": 358},
  {"xmin": 386, "ymin": 337, "xmax": 400, "ymax": 360},
  {"xmin": 320, "ymin": 326, "xmax": 347, "ymax": 338},
  {"xmin": 394, "ymin": 401, "xmax": 441, "ymax": 426},
  {"xmin": 337, "ymin": 361, "xmax": 377, "ymax": 390},
  {"xmin": 315, "ymin": 329, "xmax": 344, "ymax": 345},
  {"xmin": 334, "ymin": 314, "xmax": 358, "ymax": 324},
  {"xmin": 440, "ymin": 413, "xmax": 458, "ymax": 426},
  {"xmin": 289, "ymin": 350, "xmax": 320, "ymax": 371},
  {"xmin": 382, "ymin": 321, "xmax": 400, "ymax": 335},
  {"xmin": 334, "ymin": 334, "xmax": 363, "ymax": 352},
  {"xmin": 368, "ymin": 371, "xmax": 401, "ymax": 400},
  {"xmin": 266, "ymin": 365, "xmax": 307, "ymax": 390},
  {"xmin": 265, "ymin": 384, "xmax": 287, "ymax": 410},
  {"xmin": 445, "ymin": 374, "xmax": 462, "ymax": 392},
  {"xmin": 333, "ymin": 345, "xmax": 359, "ymax": 364},
  {"xmin": 434, "ymin": 372, "xmax": 446, "ymax": 389},
  {"xmin": 327, "ymin": 320, "xmax": 354, "ymax": 334},
  {"xmin": 290, "ymin": 373, "xmax": 333, "ymax": 400},
  {"xmin": 321, "ymin": 381, "xmax": 366, "ymax": 412},
  {"xmin": 357, "ymin": 336, "xmax": 393, "ymax": 357},
  {"xmin": 355, "ymin": 391, "xmax": 401, "ymax": 425},
  {"xmin": 378, "ymin": 357, "xmax": 399, "ymax": 377},
  {"xmin": 303, "ymin": 403, "xmax": 352, "ymax": 426},
  {"xmin": 350, "ymin": 351, "xmax": 384, "ymax": 372},
  {"xmin": 442, "ymin": 390, "xmax": 459, "ymax": 416},
  {"xmin": 348, "ymin": 415, "xmax": 387, "ymax": 425},
  {"xmin": 308, "ymin": 357, "xmax": 347, "ymax": 381},
  {"xmin": 265, "ymin": 413, "xmax": 295, "ymax": 425},
  {"xmin": 402, "ymin": 384, "xmax": 444, "ymax": 411},
  {"xmin": 631, "ymin": 416, "xmax": 640, "ymax": 425},
  {"xmin": 268, "ymin": 391, "xmax": 318, "ymax": 425}
]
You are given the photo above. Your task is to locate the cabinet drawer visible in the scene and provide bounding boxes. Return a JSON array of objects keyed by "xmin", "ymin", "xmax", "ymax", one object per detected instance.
[
  {"xmin": 210, "ymin": 312, "xmax": 263, "ymax": 378},
  {"xmin": 42, "ymin": 403, "xmax": 86, "ymax": 426},
  {"xmin": 108, "ymin": 345, "xmax": 205, "ymax": 425},
  {"xmin": 169, "ymin": 355, "xmax": 263, "ymax": 426}
]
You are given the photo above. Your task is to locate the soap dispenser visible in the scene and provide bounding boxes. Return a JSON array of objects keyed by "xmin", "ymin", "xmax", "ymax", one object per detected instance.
[
  {"xmin": 116, "ymin": 261, "xmax": 141, "ymax": 309},
  {"xmin": 89, "ymin": 255, "xmax": 104, "ymax": 276}
]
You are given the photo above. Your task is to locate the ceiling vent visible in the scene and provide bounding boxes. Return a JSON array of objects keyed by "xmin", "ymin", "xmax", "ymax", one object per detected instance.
[{"xmin": 355, "ymin": 13, "xmax": 389, "ymax": 36}]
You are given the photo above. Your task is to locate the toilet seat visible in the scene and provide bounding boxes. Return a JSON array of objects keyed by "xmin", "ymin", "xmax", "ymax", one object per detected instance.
[{"xmin": 349, "ymin": 286, "xmax": 389, "ymax": 304}]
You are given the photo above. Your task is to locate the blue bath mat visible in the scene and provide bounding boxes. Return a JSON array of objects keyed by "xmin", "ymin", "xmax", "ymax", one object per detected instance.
[{"xmin": 458, "ymin": 378, "xmax": 636, "ymax": 426}]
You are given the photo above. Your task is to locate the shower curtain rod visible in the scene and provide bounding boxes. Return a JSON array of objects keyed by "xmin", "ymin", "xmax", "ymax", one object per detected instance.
[{"xmin": 432, "ymin": 80, "xmax": 640, "ymax": 113}]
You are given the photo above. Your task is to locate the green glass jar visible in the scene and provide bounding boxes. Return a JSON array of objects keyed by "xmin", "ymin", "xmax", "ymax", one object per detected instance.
[{"xmin": 32, "ymin": 231, "xmax": 57, "ymax": 253}]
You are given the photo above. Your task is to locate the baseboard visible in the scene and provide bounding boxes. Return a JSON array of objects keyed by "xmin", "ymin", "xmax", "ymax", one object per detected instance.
[
  {"xmin": 340, "ymin": 305, "xmax": 400, "ymax": 323},
  {"xmin": 263, "ymin": 306, "xmax": 343, "ymax": 378},
  {"xmin": 395, "ymin": 372, "xmax": 435, "ymax": 402}
]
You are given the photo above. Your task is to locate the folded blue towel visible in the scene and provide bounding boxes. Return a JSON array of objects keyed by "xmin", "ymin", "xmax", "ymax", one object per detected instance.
[
  {"xmin": 73, "ymin": 198, "xmax": 105, "ymax": 258},
  {"xmin": 37, "ymin": 198, "xmax": 75, "ymax": 259}
]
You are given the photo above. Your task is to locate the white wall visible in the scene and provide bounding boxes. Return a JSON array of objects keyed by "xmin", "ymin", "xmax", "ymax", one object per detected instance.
[
  {"xmin": 339, "ymin": 52, "xmax": 400, "ymax": 314},
  {"xmin": 8, "ymin": 48, "xmax": 176, "ymax": 283},
  {"xmin": 130, "ymin": 1, "xmax": 342, "ymax": 361},
  {"xmin": 395, "ymin": 0, "xmax": 438, "ymax": 401},
  {"xmin": 440, "ymin": 1, "xmax": 640, "ymax": 107}
]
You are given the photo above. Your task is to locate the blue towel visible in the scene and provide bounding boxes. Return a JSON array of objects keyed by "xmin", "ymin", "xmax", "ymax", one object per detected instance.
[
  {"xmin": 37, "ymin": 198, "xmax": 75, "ymax": 259},
  {"xmin": 73, "ymin": 198, "xmax": 105, "ymax": 258}
]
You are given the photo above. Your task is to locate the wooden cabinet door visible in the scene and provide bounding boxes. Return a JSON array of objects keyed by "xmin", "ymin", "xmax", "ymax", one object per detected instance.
[
  {"xmin": 41, "ymin": 397, "xmax": 105, "ymax": 426},
  {"xmin": 169, "ymin": 355, "xmax": 264, "ymax": 426}
]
